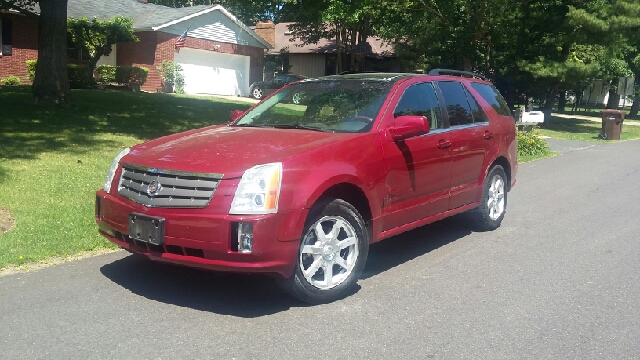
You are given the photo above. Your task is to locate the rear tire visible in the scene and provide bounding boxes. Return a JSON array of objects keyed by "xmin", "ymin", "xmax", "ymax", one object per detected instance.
[
  {"xmin": 278, "ymin": 199, "xmax": 369, "ymax": 304},
  {"xmin": 472, "ymin": 165, "xmax": 507, "ymax": 231}
]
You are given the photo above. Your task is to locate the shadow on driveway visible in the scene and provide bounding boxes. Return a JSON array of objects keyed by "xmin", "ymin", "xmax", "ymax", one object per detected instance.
[{"xmin": 100, "ymin": 214, "xmax": 473, "ymax": 317}]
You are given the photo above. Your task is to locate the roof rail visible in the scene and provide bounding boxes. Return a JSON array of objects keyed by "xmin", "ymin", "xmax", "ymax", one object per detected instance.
[
  {"xmin": 428, "ymin": 69, "xmax": 487, "ymax": 81},
  {"xmin": 338, "ymin": 71, "xmax": 381, "ymax": 75}
]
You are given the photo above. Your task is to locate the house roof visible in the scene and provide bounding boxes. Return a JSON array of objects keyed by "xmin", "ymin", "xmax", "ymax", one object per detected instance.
[
  {"xmin": 10, "ymin": 0, "xmax": 270, "ymax": 49},
  {"xmin": 272, "ymin": 22, "xmax": 394, "ymax": 57}
]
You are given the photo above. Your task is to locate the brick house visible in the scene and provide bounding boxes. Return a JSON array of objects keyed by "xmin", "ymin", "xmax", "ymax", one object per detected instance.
[
  {"xmin": 0, "ymin": 0, "xmax": 271, "ymax": 95},
  {"xmin": 252, "ymin": 21, "xmax": 398, "ymax": 79}
]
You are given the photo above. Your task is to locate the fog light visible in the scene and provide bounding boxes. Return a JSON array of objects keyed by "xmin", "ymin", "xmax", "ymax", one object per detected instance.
[{"xmin": 237, "ymin": 222, "xmax": 253, "ymax": 253}]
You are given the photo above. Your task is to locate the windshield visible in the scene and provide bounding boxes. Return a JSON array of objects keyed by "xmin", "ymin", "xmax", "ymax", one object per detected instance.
[{"xmin": 234, "ymin": 79, "xmax": 393, "ymax": 133}]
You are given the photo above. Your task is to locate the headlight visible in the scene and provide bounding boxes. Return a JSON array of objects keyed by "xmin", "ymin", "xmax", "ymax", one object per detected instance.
[
  {"xmin": 103, "ymin": 147, "xmax": 130, "ymax": 193},
  {"xmin": 229, "ymin": 163, "xmax": 282, "ymax": 214}
]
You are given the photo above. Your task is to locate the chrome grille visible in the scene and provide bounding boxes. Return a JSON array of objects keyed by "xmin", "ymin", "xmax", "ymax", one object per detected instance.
[{"xmin": 118, "ymin": 163, "xmax": 223, "ymax": 208}]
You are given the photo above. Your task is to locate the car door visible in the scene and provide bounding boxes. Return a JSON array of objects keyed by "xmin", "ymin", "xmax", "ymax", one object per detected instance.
[
  {"xmin": 435, "ymin": 81, "xmax": 491, "ymax": 209},
  {"xmin": 379, "ymin": 81, "xmax": 453, "ymax": 231}
]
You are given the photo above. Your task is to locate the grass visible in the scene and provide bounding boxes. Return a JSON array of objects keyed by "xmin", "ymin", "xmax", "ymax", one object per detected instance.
[
  {"xmin": 519, "ymin": 152, "xmax": 556, "ymax": 163},
  {"xmin": 0, "ymin": 86, "xmax": 252, "ymax": 269},
  {"xmin": 538, "ymin": 115, "xmax": 640, "ymax": 142}
]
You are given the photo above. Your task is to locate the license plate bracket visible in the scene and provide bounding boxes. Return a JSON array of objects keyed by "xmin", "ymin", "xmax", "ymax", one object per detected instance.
[{"xmin": 128, "ymin": 213, "xmax": 165, "ymax": 246}]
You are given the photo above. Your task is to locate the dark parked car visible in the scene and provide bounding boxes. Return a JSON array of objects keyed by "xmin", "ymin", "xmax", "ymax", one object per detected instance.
[
  {"xmin": 96, "ymin": 71, "xmax": 517, "ymax": 304},
  {"xmin": 249, "ymin": 74, "xmax": 306, "ymax": 101}
]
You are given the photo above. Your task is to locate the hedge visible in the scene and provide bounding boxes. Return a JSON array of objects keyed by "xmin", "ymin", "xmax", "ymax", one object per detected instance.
[
  {"xmin": 26, "ymin": 61, "xmax": 148, "ymax": 89},
  {"xmin": 95, "ymin": 65, "xmax": 148, "ymax": 86},
  {"xmin": 26, "ymin": 60, "xmax": 91, "ymax": 89}
]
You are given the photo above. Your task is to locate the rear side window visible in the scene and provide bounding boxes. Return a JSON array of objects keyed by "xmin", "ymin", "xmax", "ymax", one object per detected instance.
[
  {"xmin": 437, "ymin": 81, "xmax": 474, "ymax": 126},
  {"xmin": 470, "ymin": 83, "xmax": 511, "ymax": 116},
  {"xmin": 393, "ymin": 82, "xmax": 443, "ymax": 130},
  {"xmin": 463, "ymin": 86, "xmax": 488, "ymax": 123}
]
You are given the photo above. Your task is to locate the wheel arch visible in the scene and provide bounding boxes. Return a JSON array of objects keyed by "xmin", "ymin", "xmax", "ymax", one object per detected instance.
[
  {"xmin": 489, "ymin": 156, "xmax": 511, "ymax": 191},
  {"xmin": 306, "ymin": 181, "xmax": 374, "ymax": 240}
]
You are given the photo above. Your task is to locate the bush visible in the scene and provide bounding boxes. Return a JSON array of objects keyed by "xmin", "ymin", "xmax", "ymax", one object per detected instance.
[
  {"xmin": 68, "ymin": 64, "xmax": 92, "ymax": 89},
  {"xmin": 26, "ymin": 60, "xmax": 37, "ymax": 81},
  {"xmin": 115, "ymin": 66, "xmax": 148, "ymax": 86},
  {"xmin": 517, "ymin": 128, "xmax": 551, "ymax": 157},
  {"xmin": 26, "ymin": 60, "xmax": 93, "ymax": 89},
  {"xmin": 1, "ymin": 76, "xmax": 21, "ymax": 86},
  {"xmin": 95, "ymin": 65, "xmax": 116, "ymax": 84},
  {"xmin": 156, "ymin": 60, "xmax": 184, "ymax": 93},
  {"xmin": 95, "ymin": 65, "xmax": 148, "ymax": 87}
]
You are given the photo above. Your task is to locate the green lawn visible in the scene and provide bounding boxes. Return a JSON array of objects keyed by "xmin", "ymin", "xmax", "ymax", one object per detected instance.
[
  {"xmin": 0, "ymin": 86, "xmax": 252, "ymax": 270},
  {"xmin": 538, "ymin": 115, "xmax": 640, "ymax": 141}
]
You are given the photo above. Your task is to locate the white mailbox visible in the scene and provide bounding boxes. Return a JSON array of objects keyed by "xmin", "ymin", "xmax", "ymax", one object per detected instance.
[{"xmin": 522, "ymin": 111, "xmax": 545, "ymax": 123}]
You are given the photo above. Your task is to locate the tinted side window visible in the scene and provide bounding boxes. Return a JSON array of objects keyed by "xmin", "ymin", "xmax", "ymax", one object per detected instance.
[
  {"xmin": 437, "ymin": 81, "xmax": 473, "ymax": 126},
  {"xmin": 464, "ymin": 87, "xmax": 488, "ymax": 123},
  {"xmin": 470, "ymin": 83, "xmax": 511, "ymax": 116},
  {"xmin": 393, "ymin": 83, "xmax": 443, "ymax": 130}
]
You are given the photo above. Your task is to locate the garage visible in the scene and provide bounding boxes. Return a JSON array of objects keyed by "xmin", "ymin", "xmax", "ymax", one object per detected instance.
[{"xmin": 174, "ymin": 47, "xmax": 250, "ymax": 96}]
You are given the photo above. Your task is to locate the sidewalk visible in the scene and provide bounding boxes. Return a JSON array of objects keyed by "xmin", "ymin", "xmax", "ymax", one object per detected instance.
[{"xmin": 552, "ymin": 112, "xmax": 640, "ymax": 126}]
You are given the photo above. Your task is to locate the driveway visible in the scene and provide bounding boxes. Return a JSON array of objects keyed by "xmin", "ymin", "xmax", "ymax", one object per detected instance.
[{"xmin": 1, "ymin": 140, "xmax": 640, "ymax": 359}]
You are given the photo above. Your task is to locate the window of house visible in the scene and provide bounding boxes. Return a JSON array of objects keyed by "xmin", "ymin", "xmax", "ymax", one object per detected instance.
[
  {"xmin": 437, "ymin": 81, "xmax": 474, "ymax": 126},
  {"xmin": 1, "ymin": 17, "xmax": 13, "ymax": 56},
  {"xmin": 394, "ymin": 82, "xmax": 443, "ymax": 130}
]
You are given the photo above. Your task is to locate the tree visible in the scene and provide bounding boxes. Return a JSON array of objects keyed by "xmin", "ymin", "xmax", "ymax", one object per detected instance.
[
  {"xmin": 67, "ymin": 16, "xmax": 138, "ymax": 83},
  {"xmin": 1, "ymin": 0, "xmax": 70, "ymax": 104}
]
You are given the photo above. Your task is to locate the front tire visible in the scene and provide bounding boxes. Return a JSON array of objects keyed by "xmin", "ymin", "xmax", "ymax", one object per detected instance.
[
  {"xmin": 278, "ymin": 199, "xmax": 369, "ymax": 304},
  {"xmin": 473, "ymin": 165, "xmax": 507, "ymax": 231},
  {"xmin": 251, "ymin": 86, "xmax": 264, "ymax": 100}
]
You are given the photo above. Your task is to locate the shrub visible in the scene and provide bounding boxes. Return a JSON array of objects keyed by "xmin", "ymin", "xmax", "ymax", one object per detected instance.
[
  {"xmin": 115, "ymin": 66, "xmax": 148, "ymax": 86},
  {"xmin": 68, "ymin": 64, "xmax": 92, "ymax": 89},
  {"xmin": 26, "ymin": 60, "xmax": 37, "ymax": 81},
  {"xmin": 95, "ymin": 65, "xmax": 148, "ymax": 87},
  {"xmin": 1, "ymin": 76, "xmax": 21, "ymax": 86},
  {"xmin": 156, "ymin": 60, "xmax": 184, "ymax": 93},
  {"xmin": 517, "ymin": 128, "xmax": 551, "ymax": 157},
  {"xmin": 95, "ymin": 65, "xmax": 116, "ymax": 85}
]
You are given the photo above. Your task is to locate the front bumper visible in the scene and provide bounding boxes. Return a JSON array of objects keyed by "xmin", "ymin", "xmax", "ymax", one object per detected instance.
[{"xmin": 95, "ymin": 190, "xmax": 303, "ymax": 278}]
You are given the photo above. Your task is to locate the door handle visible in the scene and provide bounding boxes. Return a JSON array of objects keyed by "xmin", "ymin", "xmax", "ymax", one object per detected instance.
[
  {"xmin": 484, "ymin": 131, "xmax": 494, "ymax": 140},
  {"xmin": 437, "ymin": 139, "xmax": 451, "ymax": 149}
]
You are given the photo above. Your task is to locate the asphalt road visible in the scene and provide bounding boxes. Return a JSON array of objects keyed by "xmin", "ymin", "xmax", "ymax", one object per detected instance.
[{"xmin": 2, "ymin": 139, "xmax": 640, "ymax": 360}]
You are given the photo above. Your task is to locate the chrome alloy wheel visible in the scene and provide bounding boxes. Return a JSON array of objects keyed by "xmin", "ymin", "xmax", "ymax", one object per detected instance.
[
  {"xmin": 299, "ymin": 216, "xmax": 359, "ymax": 290},
  {"xmin": 487, "ymin": 174, "xmax": 505, "ymax": 221}
]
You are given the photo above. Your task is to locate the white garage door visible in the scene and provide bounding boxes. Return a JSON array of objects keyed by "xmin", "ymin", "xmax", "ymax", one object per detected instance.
[{"xmin": 174, "ymin": 48, "xmax": 250, "ymax": 96}]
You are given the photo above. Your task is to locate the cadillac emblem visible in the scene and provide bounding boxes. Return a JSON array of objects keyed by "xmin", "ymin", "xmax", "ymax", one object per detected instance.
[{"xmin": 147, "ymin": 180, "xmax": 162, "ymax": 196}]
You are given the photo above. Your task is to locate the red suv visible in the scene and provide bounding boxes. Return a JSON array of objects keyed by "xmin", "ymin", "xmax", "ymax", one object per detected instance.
[{"xmin": 96, "ymin": 70, "xmax": 517, "ymax": 304}]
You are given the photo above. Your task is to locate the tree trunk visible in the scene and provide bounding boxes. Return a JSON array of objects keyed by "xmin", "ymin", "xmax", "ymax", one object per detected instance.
[
  {"xmin": 543, "ymin": 80, "xmax": 560, "ymax": 111},
  {"xmin": 557, "ymin": 90, "xmax": 566, "ymax": 113},
  {"xmin": 336, "ymin": 28, "xmax": 343, "ymax": 74},
  {"xmin": 32, "ymin": 0, "xmax": 70, "ymax": 104},
  {"xmin": 606, "ymin": 89, "xmax": 620, "ymax": 109},
  {"xmin": 349, "ymin": 29, "xmax": 356, "ymax": 72},
  {"xmin": 87, "ymin": 51, "xmax": 103, "ymax": 84},
  {"xmin": 629, "ymin": 95, "xmax": 639, "ymax": 118}
]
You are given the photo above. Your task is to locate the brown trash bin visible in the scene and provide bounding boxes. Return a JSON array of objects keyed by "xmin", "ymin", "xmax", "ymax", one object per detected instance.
[{"xmin": 601, "ymin": 109, "xmax": 625, "ymax": 140}]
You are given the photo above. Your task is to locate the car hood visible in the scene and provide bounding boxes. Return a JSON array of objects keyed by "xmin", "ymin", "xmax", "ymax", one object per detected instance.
[{"xmin": 124, "ymin": 126, "xmax": 350, "ymax": 179}]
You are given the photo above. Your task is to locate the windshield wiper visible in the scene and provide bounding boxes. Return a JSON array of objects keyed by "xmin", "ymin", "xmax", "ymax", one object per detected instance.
[
  {"xmin": 266, "ymin": 123, "xmax": 331, "ymax": 132},
  {"xmin": 234, "ymin": 123, "xmax": 331, "ymax": 132}
]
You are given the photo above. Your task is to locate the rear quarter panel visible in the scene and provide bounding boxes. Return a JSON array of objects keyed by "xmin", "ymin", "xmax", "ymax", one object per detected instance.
[{"xmin": 463, "ymin": 80, "xmax": 518, "ymax": 190}]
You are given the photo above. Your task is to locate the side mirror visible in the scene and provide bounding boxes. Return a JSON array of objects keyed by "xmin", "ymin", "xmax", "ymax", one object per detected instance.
[
  {"xmin": 388, "ymin": 115, "xmax": 430, "ymax": 141},
  {"xmin": 230, "ymin": 110, "xmax": 245, "ymax": 122}
]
